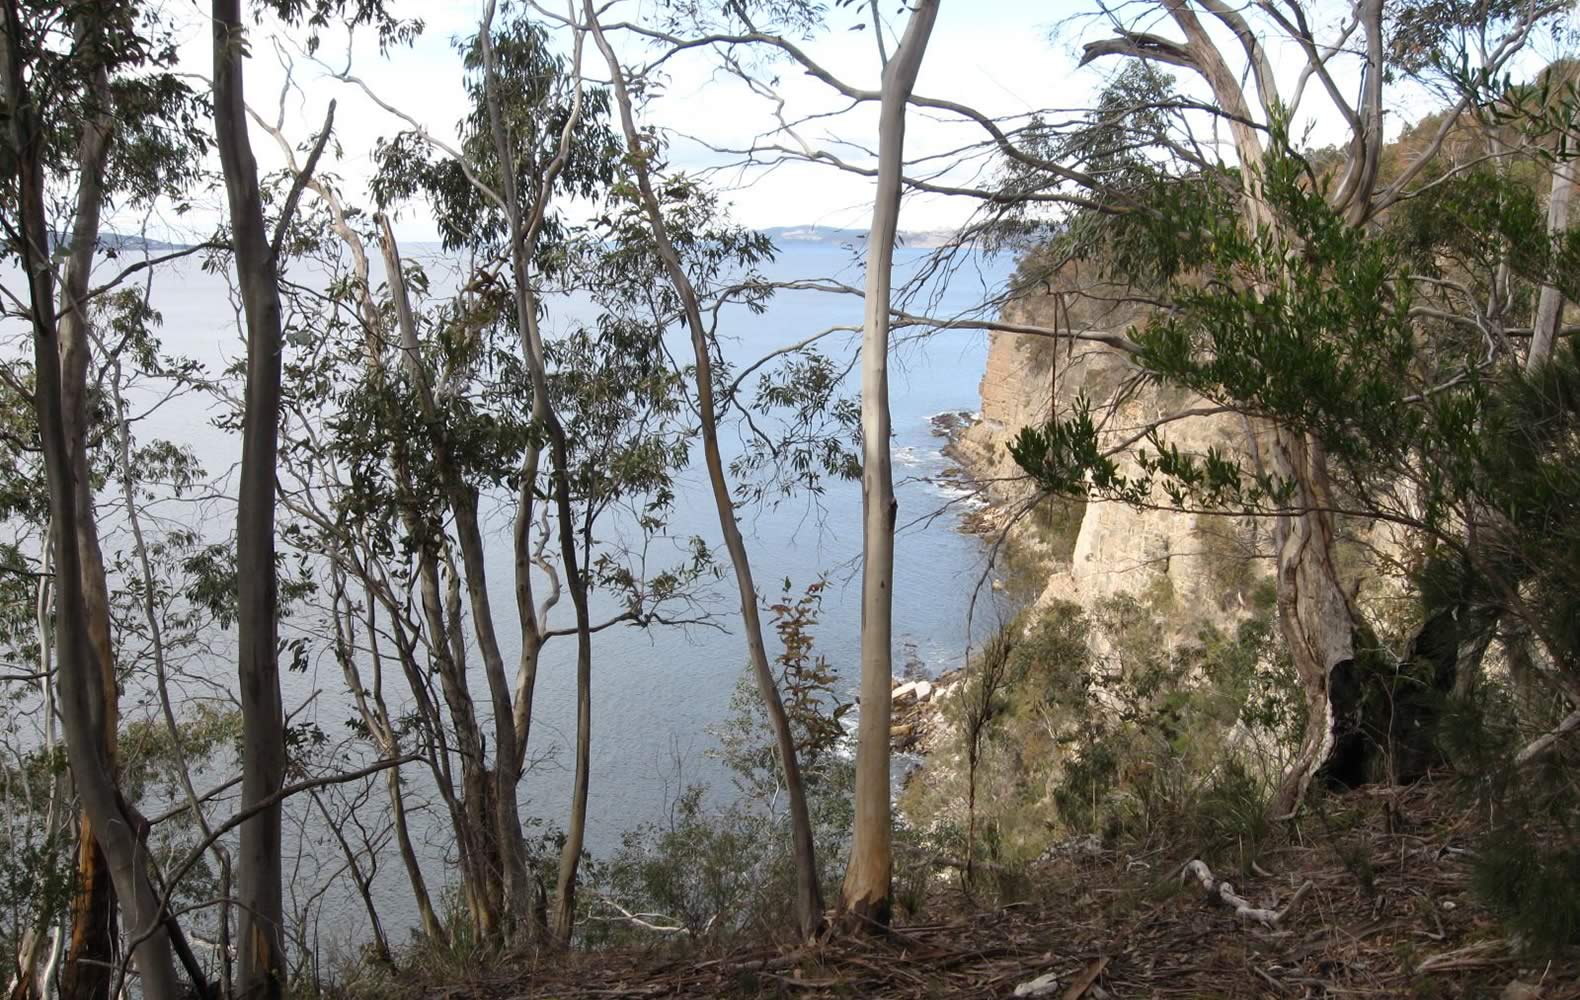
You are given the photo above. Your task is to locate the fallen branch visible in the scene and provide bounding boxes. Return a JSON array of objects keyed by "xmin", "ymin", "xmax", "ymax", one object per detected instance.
[
  {"xmin": 1062, "ymin": 956, "xmax": 1110, "ymax": 999},
  {"xmin": 1181, "ymin": 860, "xmax": 1313, "ymax": 928},
  {"xmin": 1514, "ymin": 706, "xmax": 1580, "ymax": 766},
  {"xmin": 590, "ymin": 896, "xmax": 709, "ymax": 936},
  {"xmin": 1416, "ymin": 938, "xmax": 1509, "ymax": 973}
]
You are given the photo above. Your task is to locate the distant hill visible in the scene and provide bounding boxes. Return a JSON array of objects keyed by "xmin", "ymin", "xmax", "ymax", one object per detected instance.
[
  {"xmin": 762, "ymin": 225, "xmax": 958, "ymax": 249},
  {"xmin": 97, "ymin": 232, "xmax": 193, "ymax": 252},
  {"xmin": 40, "ymin": 232, "xmax": 195, "ymax": 254}
]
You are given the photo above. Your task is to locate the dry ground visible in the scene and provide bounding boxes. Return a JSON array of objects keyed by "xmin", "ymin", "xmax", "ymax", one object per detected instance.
[{"xmin": 382, "ymin": 776, "xmax": 1579, "ymax": 999}]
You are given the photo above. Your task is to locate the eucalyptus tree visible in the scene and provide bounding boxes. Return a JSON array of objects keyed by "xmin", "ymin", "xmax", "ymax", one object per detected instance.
[
  {"xmin": 610, "ymin": 0, "xmax": 943, "ymax": 929},
  {"xmin": 270, "ymin": 0, "xmax": 716, "ymax": 945},
  {"xmin": 272, "ymin": 199, "xmax": 702, "ymax": 946},
  {"xmin": 610, "ymin": 0, "xmax": 1580, "ymax": 828},
  {"xmin": 840, "ymin": 0, "xmax": 938, "ymax": 929},
  {"xmin": 472, "ymin": 1, "xmax": 606, "ymax": 941},
  {"xmin": 210, "ymin": 0, "xmax": 304, "ymax": 988},
  {"xmin": 233, "ymin": 102, "xmax": 448, "ymax": 941},
  {"xmin": 3, "ymin": 15, "xmax": 182, "ymax": 1000},
  {"xmin": 365, "ymin": 5, "xmax": 614, "ymax": 942},
  {"xmin": 1511, "ymin": 61, "xmax": 1580, "ymax": 371},
  {"xmin": 255, "ymin": 141, "xmax": 508, "ymax": 935},
  {"xmin": 581, "ymin": 0, "xmax": 838, "ymax": 941},
  {"xmin": 708, "ymin": 0, "xmax": 1577, "ymax": 816},
  {"xmin": 0, "ymin": 1, "xmax": 208, "ymax": 995},
  {"xmin": 0, "ymin": 401, "xmax": 71, "ymax": 998}
]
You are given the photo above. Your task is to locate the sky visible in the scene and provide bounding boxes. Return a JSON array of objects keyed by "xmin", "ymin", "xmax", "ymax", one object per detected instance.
[
  {"xmin": 144, "ymin": 0, "xmax": 1089, "ymax": 242},
  {"xmin": 134, "ymin": 0, "xmax": 1579, "ymax": 245}
]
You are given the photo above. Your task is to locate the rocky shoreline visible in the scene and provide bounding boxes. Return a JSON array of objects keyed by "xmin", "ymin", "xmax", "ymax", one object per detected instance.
[
  {"xmin": 929, "ymin": 409, "xmax": 1008, "ymax": 538},
  {"xmin": 887, "ymin": 669, "xmax": 963, "ymax": 754},
  {"xmin": 844, "ymin": 406, "xmax": 1002, "ymax": 760},
  {"xmin": 881, "ymin": 410, "xmax": 994, "ymax": 757}
]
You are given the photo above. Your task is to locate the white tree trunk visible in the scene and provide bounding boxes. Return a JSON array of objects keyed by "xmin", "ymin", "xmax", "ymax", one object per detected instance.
[
  {"xmin": 1529, "ymin": 158, "xmax": 1575, "ymax": 369},
  {"xmin": 843, "ymin": 0, "xmax": 940, "ymax": 929},
  {"xmin": 1268, "ymin": 429, "xmax": 1360, "ymax": 816}
]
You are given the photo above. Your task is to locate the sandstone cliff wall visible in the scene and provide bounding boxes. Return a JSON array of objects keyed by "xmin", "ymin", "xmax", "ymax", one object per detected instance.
[{"xmin": 956, "ymin": 295, "xmax": 1267, "ymax": 626}]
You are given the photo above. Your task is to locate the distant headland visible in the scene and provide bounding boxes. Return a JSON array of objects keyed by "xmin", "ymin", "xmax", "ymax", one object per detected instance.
[{"xmin": 760, "ymin": 225, "xmax": 958, "ymax": 249}]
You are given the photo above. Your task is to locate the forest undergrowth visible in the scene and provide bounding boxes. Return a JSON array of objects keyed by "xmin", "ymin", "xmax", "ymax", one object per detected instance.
[
  {"xmin": 331, "ymin": 774, "xmax": 1579, "ymax": 1000},
  {"xmin": 326, "ymin": 585, "xmax": 1580, "ymax": 999}
]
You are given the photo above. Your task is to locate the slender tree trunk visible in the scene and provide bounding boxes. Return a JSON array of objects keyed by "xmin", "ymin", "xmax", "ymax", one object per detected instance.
[
  {"xmin": 842, "ymin": 0, "xmax": 939, "ymax": 931},
  {"xmin": 211, "ymin": 4, "xmax": 288, "ymax": 993},
  {"xmin": 1530, "ymin": 158, "xmax": 1575, "ymax": 370},
  {"xmin": 2, "ymin": 5, "xmax": 182, "ymax": 995},
  {"xmin": 270, "ymin": 160, "xmax": 449, "ymax": 946},
  {"xmin": 48, "ymin": 12, "xmax": 119, "ymax": 997},
  {"xmin": 325, "ymin": 551, "xmax": 445, "ymax": 945},
  {"xmin": 376, "ymin": 217, "xmax": 533, "ymax": 933},
  {"xmin": 12, "ymin": 559, "xmax": 66, "ymax": 1000},
  {"xmin": 298, "ymin": 206, "xmax": 455, "ymax": 941},
  {"xmin": 112, "ymin": 362, "xmax": 225, "ymax": 1000},
  {"xmin": 511, "ymin": 489, "xmax": 546, "ymax": 779},
  {"xmin": 361, "ymin": 607, "xmax": 445, "ymax": 945},
  {"xmin": 471, "ymin": 6, "xmax": 594, "ymax": 943},
  {"xmin": 584, "ymin": 0, "xmax": 830, "ymax": 942},
  {"xmin": 9, "ymin": 928, "xmax": 43, "ymax": 1000},
  {"xmin": 387, "ymin": 765, "xmax": 443, "ymax": 941},
  {"xmin": 309, "ymin": 791, "xmax": 390, "ymax": 964},
  {"xmin": 546, "ymin": 462, "xmax": 592, "ymax": 947}
]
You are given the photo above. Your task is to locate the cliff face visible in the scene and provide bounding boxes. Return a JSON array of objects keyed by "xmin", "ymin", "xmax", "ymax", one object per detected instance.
[
  {"xmin": 956, "ymin": 296, "xmax": 1266, "ymax": 626},
  {"xmin": 951, "ymin": 300, "xmax": 1055, "ymax": 511}
]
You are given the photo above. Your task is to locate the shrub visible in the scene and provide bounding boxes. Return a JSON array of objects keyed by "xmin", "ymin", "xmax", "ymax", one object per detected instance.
[
  {"xmin": 1439, "ymin": 670, "xmax": 1580, "ymax": 956},
  {"xmin": 1474, "ymin": 839, "xmax": 1580, "ymax": 956},
  {"xmin": 592, "ymin": 579, "xmax": 863, "ymax": 945},
  {"xmin": 904, "ymin": 590, "xmax": 1303, "ymax": 877}
]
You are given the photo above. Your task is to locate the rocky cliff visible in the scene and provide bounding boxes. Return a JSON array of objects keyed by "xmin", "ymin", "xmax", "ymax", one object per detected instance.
[{"xmin": 953, "ymin": 295, "xmax": 1268, "ymax": 626}]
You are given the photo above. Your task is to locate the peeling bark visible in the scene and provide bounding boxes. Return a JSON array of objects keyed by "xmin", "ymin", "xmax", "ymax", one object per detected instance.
[
  {"xmin": 1529, "ymin": 159, "xmax": 1575, "ymax": 370},
  {"xmin": 2, "ymin": 3, "xmax": 182, "ymax": 994},
  {"xmin": 1267, "ymin": 429, "xmax": 1362, "ymax": 817},
  {"xmin": 50, "ymin": 11, "xmax": 119, "ymax": 997}
]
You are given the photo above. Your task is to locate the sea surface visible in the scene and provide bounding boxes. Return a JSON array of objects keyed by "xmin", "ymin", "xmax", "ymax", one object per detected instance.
[{"xmin": 8, "ymin": 238, "xmax": 1014, "ymax": 954}]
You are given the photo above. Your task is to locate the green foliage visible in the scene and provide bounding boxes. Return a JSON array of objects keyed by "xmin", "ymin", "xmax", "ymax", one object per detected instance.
[
  {"xmin": 597, "ymin": 784, "xmax": 774, "ymax": 941},
  {"xmin": 1426, "ymin": 671, "xmax": 1580, "ymax": 954},
  {"xmin": 1451, "ymin": 343, "xmax": 1580, "ymax": 672},
  {"xmin": 0, "ymin": 2, "xmax": 210, "ymax": 222},
  {"xmin": 372, "ymin": 9, "xmax": 615, "ymax": 257},
  {"xmin": 595, "ymin": 580, "xmax": 854, "ymax": 944},
  {"xmin": 988, "ymin": 62, "xmax": 1196, "ymax": 275},
  {"xmin": 0, "ymin": 819, "xmax": 75, "ymax": 963},
  {"xmin": 768, "ymin": 579, "xmax": 851, "ymax": 773},
  {"xmin": 0, "ymin": 360, "xmax": 43, "ymax": 525},
  {"xmin": 1474, "ymin": 840, "xmax": 1580, "ymax": 956},
  {"xmin": 907, "ymin": 595, "xmax": 1302, "ymax": 874},
  {"xmin": 1011, "ymin": 140, "xmax": 1433, "ymax": 521},
  {"xmin": 708, "ymin": 579, "xmax": 851, "ymax": 805},
  {"xmin": 546, "ymin": 314, "xmax": 690, "ymax": 519},
  {"xmin": 733, "ymin": 349, "xmax": 862, "ymax": 503}
]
